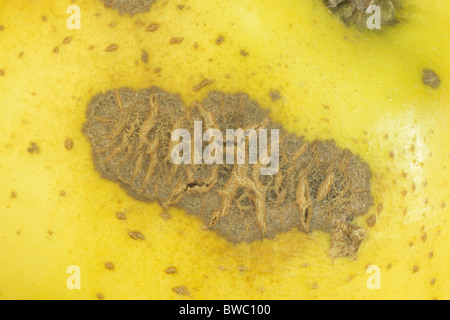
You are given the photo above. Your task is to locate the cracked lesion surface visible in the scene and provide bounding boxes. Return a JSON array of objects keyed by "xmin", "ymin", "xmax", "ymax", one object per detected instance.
[{"xmin": 83, "ymin": 87, "xmax": 373, "ymax": 258}]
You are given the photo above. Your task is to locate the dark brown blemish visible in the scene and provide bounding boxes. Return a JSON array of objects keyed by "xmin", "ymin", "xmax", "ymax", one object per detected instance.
[
  {"xmin": 82, "ymin": 87, "xmax": 373, "ymax": 258},
  {"xmin": 102, "ymin": 0, "xmax": 155, "ymax": 16},
  {"xmin": 0, "ymin": 69, "xmax": 4, "ymax": 76},
  {"xmin": 27, "ymin": 142, "xmax": 41, "ymax": 154},
  {"xmin": 269, "ymin": 90, "xmax": 281, "ymax": 101},
  {"xmin": 422, "ymin": 69, "xmax": 441, "ymax": 89},
  {"xmin": 240, "ymin": 49, "xmax": 249, "ymax": 56},
  {"xmin": 11, "ymin": 191, "xmax": 17, "ymax": 199},
  {"xmin": 52, "ymin": 47, "xmax": 59, "ymax": 54},
  {"xmin": 63, "ymin": 37, "xmax": 72, "ymax": 45},
  {"xmin": 215, "ymin": 35, "xmax": 225, "ymax": 45},
  {"xmin": 96, "ymin": 293, "xmax": 105, "ymax": 300}
]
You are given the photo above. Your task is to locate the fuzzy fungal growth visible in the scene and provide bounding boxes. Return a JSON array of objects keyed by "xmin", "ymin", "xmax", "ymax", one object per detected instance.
[
  {"xmin": 324, "ymin": 0, "xmax": 398, "ymax": 28},
  {"xmin": 102, "ymin": 0, "xmax": 156, "ymax": 16},
  {"xmin": 83, "ymin": 87, "xmax": 373, "ymax": 258}
]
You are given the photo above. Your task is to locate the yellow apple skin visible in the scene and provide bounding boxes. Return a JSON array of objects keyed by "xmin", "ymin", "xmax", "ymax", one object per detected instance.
[{"xmin": 0, "ymin": 0, "xmax": 448, "ymax": 299}]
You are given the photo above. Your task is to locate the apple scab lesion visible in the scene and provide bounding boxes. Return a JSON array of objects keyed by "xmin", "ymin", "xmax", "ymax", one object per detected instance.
[
  {"xmin": 324, "ymin": 0, "xmax": 398, "ymax": 28},
  {"xmin": 422, "ymin": 69, "xmax": 441, "ymax": 89},
  {"xmin": 83, "ymin": 87, "xmax": 374, "ymax": 259}
]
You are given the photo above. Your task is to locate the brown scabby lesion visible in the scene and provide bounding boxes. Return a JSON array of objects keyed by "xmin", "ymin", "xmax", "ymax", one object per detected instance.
[
  {"xmin": 102, "ymin": 0, "xmax": 156, "ymax": 16},
  {"xmin": 324, "ymin": 0, "xmax": 398, "ymax": 28},
  {"xmin": 82, "ymin": 87, "xmax": 374, "ymax": 259}
]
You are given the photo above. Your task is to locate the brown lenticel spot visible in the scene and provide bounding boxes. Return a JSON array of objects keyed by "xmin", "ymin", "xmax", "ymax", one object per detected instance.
[
  {"xmin": 160, "ymin": 212, "xmax": 171, "ymax": 220},
  {"xmin": 146, "ymin": 23, "xmax": 159, "ymax": 32},
  {"xmin": 11, "ymin": 191, "xmax": 17, "ymax": 198},
  {"xmin": 105, "ymin": 44, "xmax": 118, "ymax": 52},
  {"xmin": 377, "ymin": 202, "xmax": 383, "ymax": 215},
  {"xmin": 366, "ymin": 214, "xmax": 376, "ymax": 227},
  {"xmin": 192, "ymin": 79, "xmax": 214, "ymax": 92},
  {"xmin": 53, "ymin": 47, "xmax": 59, "ymax": 54},
  {"xmin": 63, "ymin": 37, "xmax": 72, "ymax": 44},
  {"xmin": 116, "ymin": 212, "xmax": 127, "ymax": 220},
  {"xmin": 165, "ymin": 266, "xmax": 177, "ymax": 274},
  {"xmin": 413, "ymin": 265, "xmax": 419, "ymax": 273},
  {"xmin": 104, "ymin": 262, "xmax": 115, "ymax": 271},
  {"xmin": 128, "ymin": 231, "xmax": 145, "ymax": 240},
  {"xmin": 65, "ymin": 138, "xmax": 74, "ymax": 151},
  {"xmin": 169, "ymin": 37, "xmax": 184, "ymax": 44},
  {"xmin": 172, "ymin": 286, "xmax": 191, "ymax": 297},
  {"xmin": 141, "ymin": 49, "xmax": 149, "ymax": 63}
]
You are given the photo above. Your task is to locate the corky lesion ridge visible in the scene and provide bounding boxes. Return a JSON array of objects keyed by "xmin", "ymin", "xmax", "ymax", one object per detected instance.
[{"xmin": 83, "ymin": 87, "xmax": 373, "ymax": 258}]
